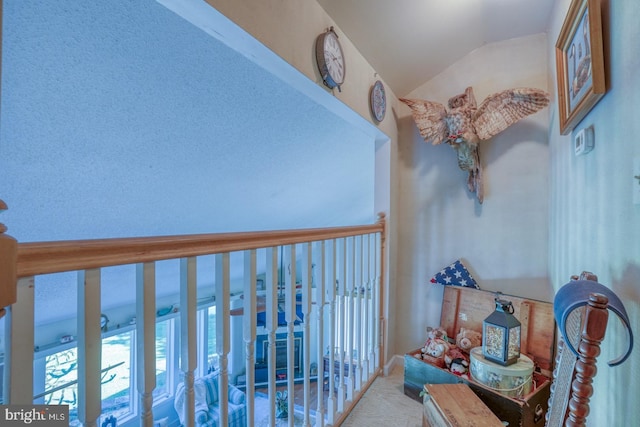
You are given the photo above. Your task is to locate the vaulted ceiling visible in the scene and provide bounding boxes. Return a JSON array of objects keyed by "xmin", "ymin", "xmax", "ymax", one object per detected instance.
[{"xmin": 317, "ymin": 0, "xmax": 556, "ymax": 95}]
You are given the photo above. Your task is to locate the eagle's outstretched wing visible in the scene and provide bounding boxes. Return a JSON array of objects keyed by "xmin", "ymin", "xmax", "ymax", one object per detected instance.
[
  {"xmin": 473, "ymin": 88, "xmax": 550, "ymax": 140},
  {"xmin": 400, "ymin": 98, "xmax": 448, "ymax": 145}
]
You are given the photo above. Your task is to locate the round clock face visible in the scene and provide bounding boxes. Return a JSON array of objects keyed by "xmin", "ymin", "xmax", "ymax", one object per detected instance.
[
  {"xmin": 370, "ymin": 80, "xmax": 386, "ymax": 122},
  {"xmin": 316, "ymin": 28, "xmax": 345, "ymax": 90}
]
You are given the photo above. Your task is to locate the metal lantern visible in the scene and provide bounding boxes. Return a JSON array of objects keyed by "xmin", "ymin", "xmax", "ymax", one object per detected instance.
[{"xmin": 483, "ymin": 297, "xmax": 521, "ymax": 366}]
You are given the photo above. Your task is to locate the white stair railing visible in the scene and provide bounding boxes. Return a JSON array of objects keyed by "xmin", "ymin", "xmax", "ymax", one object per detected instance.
[{"xmin": 0, "ymin": 204, "xmax": 386, "ymax": 427}]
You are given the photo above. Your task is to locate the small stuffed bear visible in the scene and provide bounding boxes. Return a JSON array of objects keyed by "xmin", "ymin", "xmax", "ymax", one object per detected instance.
[
  {"xmin": 421, "ymin": 337, "xmax": 450, "ymax": 368},
  {"xmin": 426, "ymin": 326, "xmax": 448, "ymax": 342},
  {"xmin": 449, "ymin": 358, "xmax": 469, "ymax": 379},
  {"xmin": 456, "ymin": 328, "xmax": 482, "ymax": 354},
  {"xmin": 444, "ymin": 346, "xmax": 467, "ymax": 369}
]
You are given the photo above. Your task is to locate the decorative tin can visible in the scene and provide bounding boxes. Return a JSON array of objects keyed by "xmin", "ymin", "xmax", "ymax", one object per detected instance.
[{"xmin": 469, "ymin": 346, "xmax": 534, "ymax": 398}]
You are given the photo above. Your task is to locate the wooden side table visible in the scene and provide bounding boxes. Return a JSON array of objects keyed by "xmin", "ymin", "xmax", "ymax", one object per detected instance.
[{"xmin": 422, "ymin": 384, "xmax": 504, "ymax": 427}]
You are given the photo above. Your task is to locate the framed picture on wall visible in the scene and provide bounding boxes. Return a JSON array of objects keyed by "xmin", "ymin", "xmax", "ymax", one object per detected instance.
[{"xmin": 555, "ymin": 0, "xmax": 606, "ymax": 135}]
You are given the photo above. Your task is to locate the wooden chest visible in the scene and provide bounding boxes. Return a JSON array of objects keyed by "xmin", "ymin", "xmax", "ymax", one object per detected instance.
[
  {"xmin": 422, "ymin": 384, "xmax": 504, "ymax": 427},
  {"xmin": 405, "ymin": 286, "xmax": 556, "ymax": 427}
]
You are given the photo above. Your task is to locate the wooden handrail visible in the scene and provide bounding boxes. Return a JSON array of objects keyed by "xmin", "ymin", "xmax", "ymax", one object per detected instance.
[{"xmin": 17, "ymin": 214, "xmax": 385, "ymax": 278}]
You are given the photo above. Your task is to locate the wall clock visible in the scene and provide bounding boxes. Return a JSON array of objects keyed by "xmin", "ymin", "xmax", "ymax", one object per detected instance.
[
  {"xmin": 315, "ymin": 27, "xmax": 345, "ymax": 92},
  {"xmin": 370, "ymin": 80, "xmax": 387, "ymax": 122},
  {"xmin": 101, "ymin": 313, "xmax": 109, "ymax": 332}
]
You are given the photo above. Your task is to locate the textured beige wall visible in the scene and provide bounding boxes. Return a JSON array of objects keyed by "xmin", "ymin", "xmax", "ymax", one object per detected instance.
[
  {"xmin": 204, "ymin": 0, "xmax": 399, "ymax": 132},
  {"xmin": 396, "ymin": 34, "xmax": 552, "ymax": 354}
]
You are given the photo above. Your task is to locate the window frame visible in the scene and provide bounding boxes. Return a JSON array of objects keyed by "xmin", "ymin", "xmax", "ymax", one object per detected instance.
[{"xmin": 27, "ymin": 296, "xmax": 220, "ymax": 424}]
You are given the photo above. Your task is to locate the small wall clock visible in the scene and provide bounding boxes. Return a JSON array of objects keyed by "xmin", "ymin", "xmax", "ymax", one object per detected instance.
[
  {"xmin": 315, "ymin": 27, "xmax": 345, "ymax": 92},
  {"xmin": 101, "ymin": 313, "xmax": 109, "ymax": 332},
  {"xmin": 370, "ymin": 80, "xmax": 387, "ymax": 122}
]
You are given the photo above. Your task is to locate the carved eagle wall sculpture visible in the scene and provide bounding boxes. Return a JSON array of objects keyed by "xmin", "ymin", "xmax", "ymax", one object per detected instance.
[{"xmin": 400, "ymin": 87, "xmax": 550, "ymax": 203}]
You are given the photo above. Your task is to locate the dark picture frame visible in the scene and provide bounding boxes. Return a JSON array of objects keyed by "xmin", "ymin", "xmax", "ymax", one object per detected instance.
[{"xmin": 555, "ymin": 0, "xmax": 605, "ymax": 135}]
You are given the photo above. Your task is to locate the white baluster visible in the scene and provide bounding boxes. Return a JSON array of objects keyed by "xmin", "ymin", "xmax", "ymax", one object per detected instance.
[
  {"xmin": 284, "ymin": 244, "xmax": 296, "ymax": 427},
  {"xmin": 265, "ymin": 247, "xmax": 278, "ymax": 426},
  {"xmin": 355, "ymin": 235, "xmax": 363, "ymax": 391},
  {"xmin": 314, "ymin": 241, "xmax": 326, "ymax": 427},
  {"xmin": 374, "ymin": 233, "xmax": 381, "ymax": 369},
  {"xmin": 215, "ymin": 253, "xmax": 230, "ymax": 427},
  {"xmin": 243, "ymin": 250, "xmax": 257, "ymax": 426},
  {"xmin": 326, "ymin": 239, "xmax": 337, "ymax": 423},
  {"xmin": 346, "ymin": 237, "xmax": 355, "ymax": 402},
  {"xmin": 180, "ymin": 257, "xmax": 197, "ymax": 427},
  {"xmin": 78, "ymin": 269, "xmax": 101, "ymax": 427},
  {"xmin": 4, "ymin": 277, "xmax": 34, "ymax": 403},
  {"xmin": 362, "ymin": 234, "xmax": 371, "ymax": 380},
  {"xmin": 337, "ymin": 238, "xmax": 346, "ymax": 411},
  {"xmin": 369, "ymin": 235, "xmax": 376, "ymax": 373},
  {"xmin": 136, "ymin": 262, "xmax": 156, "ymax": 427},
  {"xmin": 301, "ymin": 243, "xmax": 312, "ymax": 427}
]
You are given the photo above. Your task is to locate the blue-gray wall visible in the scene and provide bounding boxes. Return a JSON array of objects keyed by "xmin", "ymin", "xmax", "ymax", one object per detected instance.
[
  {"xmin": 0, "ymin": 0, "xmax": 375, "ymax": 327},
  {"xmin": 547, "ymin": 0, "xmax": 640, "ymax": 424}
]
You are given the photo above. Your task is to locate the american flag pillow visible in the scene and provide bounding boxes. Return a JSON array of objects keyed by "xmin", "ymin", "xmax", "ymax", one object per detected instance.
[{"xmin": 430, "ymin": 259, "xmax": 479, "ymax": 289}]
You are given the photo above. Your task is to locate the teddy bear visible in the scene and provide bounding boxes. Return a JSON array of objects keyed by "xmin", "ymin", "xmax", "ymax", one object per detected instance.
[
  {"xmin": 449, "ymin": 358, "xmax": 469, "ymax": 379},
  {"xmin": 426, "ymin": 325, "xmax": 448, "ymax": 342},
  {"xmin": 444, "ymin": 346, "xmax": 467, "ymax": 370},
  {"xmin": 420, "ymin": 337, "xmax": 450, "ymax": 368},
  {"xmin": 455, "ymin": 327, "xmax": 482, "ymax": 354}
]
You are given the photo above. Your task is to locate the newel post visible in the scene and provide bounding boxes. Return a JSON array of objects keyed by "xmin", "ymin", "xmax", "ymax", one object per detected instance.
[{"xmin": 0, "ymin": 199, "xmax": 18, "ymax": 319}]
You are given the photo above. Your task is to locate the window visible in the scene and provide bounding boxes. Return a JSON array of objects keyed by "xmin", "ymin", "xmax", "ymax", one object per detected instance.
[
  {"xmin": 41, "ymin": 332, "xmax": 134, "ymax": 424},
  {"xmin": 100, "ymin": 331, "xmax": 134, "ymax": 421},
  {"xmin": 35, "ymin": 302, "xmax": 214, "ymax": 422},
  {"xmin": 44, "ymin": 347, "xmax": 79, "ymax": 413},
  {"xmin": 154, "ymin": 318, "xmax": 173, "ymax": 400},
  {"xmin": 194, "ymin": 305, "xmax": 218, "ymax": 378},
  {"xmin": 207, "ymin": 305, "xmax": 218, "ymax": 373}
]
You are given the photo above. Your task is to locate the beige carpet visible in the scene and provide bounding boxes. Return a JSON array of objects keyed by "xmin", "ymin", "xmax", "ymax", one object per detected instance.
[{"xmin": 341, "ymin": 361, "xmax": 422, "ymax": 427}]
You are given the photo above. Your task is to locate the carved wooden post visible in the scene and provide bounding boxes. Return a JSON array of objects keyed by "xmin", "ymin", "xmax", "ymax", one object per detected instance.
[
  {"xmin": 0, "ymin": 199, "xmax": 17, "ymax": 319},
  {"xmin": 2, "ymin": 199, "xmax": 32, "ymax": 406},
  {"xmin": 566, "ymin": 293, "xmax": 609, "ymax": 427}
]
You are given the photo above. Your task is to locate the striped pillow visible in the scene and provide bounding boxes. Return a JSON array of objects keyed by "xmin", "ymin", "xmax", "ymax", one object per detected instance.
[
  {"xmin": 228, "ymin": 385, "xmax": 246, "ymax": 404},
  {"xmin": 202, "ymin": 372, "xmax": 219, "ymax": 404}
]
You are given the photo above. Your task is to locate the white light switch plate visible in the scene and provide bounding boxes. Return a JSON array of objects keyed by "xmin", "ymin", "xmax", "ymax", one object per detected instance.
[
  {"xmin": 575, "ymin": 126, "xmax": 594, "ymax": 155},
  {"xmin": 634, "ymin": 157, "xmax": 640, "ymax": 205}
]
